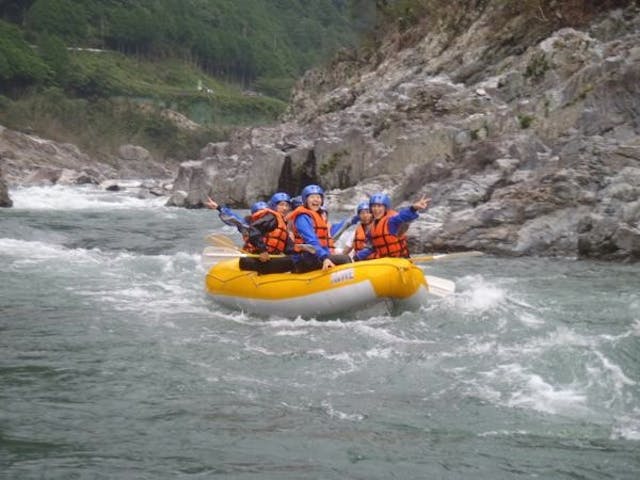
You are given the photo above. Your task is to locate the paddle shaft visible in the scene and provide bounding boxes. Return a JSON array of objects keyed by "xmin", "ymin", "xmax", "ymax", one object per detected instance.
[{"xmin": 411, "ymin": 251, "xmax": 483, "ymax": 263}]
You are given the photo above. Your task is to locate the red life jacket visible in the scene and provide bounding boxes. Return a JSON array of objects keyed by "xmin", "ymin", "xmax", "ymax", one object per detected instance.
[
  {"xmin": 369, "ymin": 210, "xmax": 410, "ymax": 258},
  {"xmin": 288, "ymin": 206, "xmax": 332, "ymax": 250},
  {"xmin": 243, "ymin": 208, "xmax": 289, "ymax": 254}
]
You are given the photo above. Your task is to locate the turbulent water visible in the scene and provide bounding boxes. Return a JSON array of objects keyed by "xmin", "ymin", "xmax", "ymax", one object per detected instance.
[{"xmin": 1, "ymin": 185, "xmax": 639, "ymax": 479}]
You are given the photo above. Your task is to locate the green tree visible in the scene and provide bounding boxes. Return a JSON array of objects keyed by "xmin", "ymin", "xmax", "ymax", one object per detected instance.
[
  {"xmin": 25, "ymin": 0, "xmax": 87, "ymax": 42},
  {"xmin": 0, "ymin": 19, "xmax": 49, "ymax": 90},
  {"xmin": 0, "ymin": 0, "xmax": 37, "ymax": 23},
  {"xmin": 37, "ymin": 33, "xmax": 71, "ymax": 85},
  {"xmin": 106, "ymin": 5, "xmax": 159, "ymax": 56}
]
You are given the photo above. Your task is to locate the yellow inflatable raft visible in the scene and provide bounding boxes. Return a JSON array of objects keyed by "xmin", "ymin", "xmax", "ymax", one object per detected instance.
[{"xmin": 205, "ymin": 257, "xmax": 430, "ymax": 317}]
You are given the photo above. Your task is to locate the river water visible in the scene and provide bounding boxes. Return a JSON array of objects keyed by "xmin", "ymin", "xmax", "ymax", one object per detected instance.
[{"xmin": 1, "ymin": 184, "xmax": 638, "ymax": 479}]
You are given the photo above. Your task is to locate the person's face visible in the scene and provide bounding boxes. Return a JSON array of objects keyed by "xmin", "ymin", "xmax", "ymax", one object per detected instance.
[
  {"xmin": 359, "ymin": 209, "xmax": 372, "ymax": 224},
  {"xmin": 306, "ymin": 194, "xmax": 323, "ymax": 211},
  {"xmin": 370, "ymin": 204, "xmax": 386, "ymax": 219},
  {"xmin": 276, "ymin": 201, "xmax": 290, "ymax": 215}
]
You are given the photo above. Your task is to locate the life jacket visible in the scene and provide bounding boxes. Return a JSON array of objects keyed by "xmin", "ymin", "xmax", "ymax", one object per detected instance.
[
  {"xmin": 369, "ymin": 210, "xmax": 410, "ymax": 258},
  {"xmin": 243, "ymin": 208, "xmax": 289, "ymax": 254},
  {"xmin": 288, "ymin": 206, "xmax": 332, "ymax": 250},
  {"xmin": 284, "ymin": 210, "xmax": 308, "ymax": 254},
  {"xmin": 352, "ymin": 223, "xmax": 369, "ymax": 252}
]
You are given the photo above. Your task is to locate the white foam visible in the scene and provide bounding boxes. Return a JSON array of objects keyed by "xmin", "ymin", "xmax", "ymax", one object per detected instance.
[
  {"xmin": 1, "ymin": 237, "xmax": 101, "ymax": 264},
  {"xmin": 320, "ymin": 400, "xmax": 365, "ymax": 422},
  {"xmin": 352, "ymin": 323, "xmax": 426, "ymax": 344},
  {"xmin": 365, "ymin": 347, "xmax": 394, "ymax": 359},
  {"xmin": 611, "ymin": 413, "xmax": 640, "ymax": 441},
  {"xmin": 1, "ymin": 237, "xmax": 68, "ymax": 259},
  {"xmin": 455, "ymin": 274, "xmax": 507, "ymax": 312},
  {"xmin": 478, "ymin": 430, "xmax": 530, "ymax": 437},
  {"xmin": 9, "ymin": 184, "xmax": 167, "ymax": 210},
  {"xmin": 2, "ymin": 237, "xmax": 208, "ymax": 318},
  {"xmin": 499, "ymin": 364, "xmax": 589, "ymax": 415},
  {"xmin": 518, "ymin": 312, "xmax": 546, "ymax": 327},
  {"xmin": 274, "ymin": 329, "xmax": 309, "ymax": 337},
  {"xmin": 592, "ymin": 351, "xmax": 637, "ymax": 388}
]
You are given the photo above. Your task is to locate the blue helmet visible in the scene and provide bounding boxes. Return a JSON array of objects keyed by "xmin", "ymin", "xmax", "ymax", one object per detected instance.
[
  {"xmin": 290, "ymin": 195, "xmax": 303, "ymax": 209},
  {"xmin": 250, "ymin": 201, "xmax": 268, "ymax": 214},
  {"xmin": 269, "ymin": 192, "xmax": 291, "ymax": 208},
  {"xmin": 369, "ymin": 193, "xmax": 391, "ymax": 210},
  {"xmin": 356, "ymin": 201, "xmax": 370, "ymax": 214},
  {"xmin": 301, "ymin": 184, "xmax": 324, "ymax": 204}
]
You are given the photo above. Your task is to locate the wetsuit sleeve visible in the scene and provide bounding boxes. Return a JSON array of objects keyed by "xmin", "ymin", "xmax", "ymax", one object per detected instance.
[
  {"xmin": 387, "ymin": 206, "xmax": 419, "ymax": 235},
  {"xmin": 294, "ymin": 214, "xmax": 330, "ymax": 261},
  {"xmin": 218, "ymin": 206, "xmax": 249, "ymax": 233}
]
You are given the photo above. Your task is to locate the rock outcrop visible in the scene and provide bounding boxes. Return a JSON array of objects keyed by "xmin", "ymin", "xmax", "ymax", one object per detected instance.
[
  {"xmin": 0, "ymin": 125, "xmax": 115, "ymax": 186},
  {"xmin": 168, "ymin": 3, "xmax": 640, "ymax": 261},
  {"xmin": 0, "ymin": 125, "xmax": 174, "ymax": 199}
]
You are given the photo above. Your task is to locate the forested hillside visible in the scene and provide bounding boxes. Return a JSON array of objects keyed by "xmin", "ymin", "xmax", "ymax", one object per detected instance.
[{"xmin": 0, "ymin": 0, "xmax": 367, "ymax": 162}]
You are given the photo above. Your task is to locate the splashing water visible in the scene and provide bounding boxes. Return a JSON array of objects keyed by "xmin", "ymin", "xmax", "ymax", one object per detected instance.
[{"xmin": 1, "ymin": 185, "xmax": 638, "ymax": 479}]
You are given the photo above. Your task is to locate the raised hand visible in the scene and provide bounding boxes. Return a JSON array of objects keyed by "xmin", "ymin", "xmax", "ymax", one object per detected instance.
[
  {"xmin": 412, "ymin": 195, "xmax": 431, "ymax": 211},
  {"xmin": 204, "ymin": 196, "xmax": 218, "ymax": 210}
]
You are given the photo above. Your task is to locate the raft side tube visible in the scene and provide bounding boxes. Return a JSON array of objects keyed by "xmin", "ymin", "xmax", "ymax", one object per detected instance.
[{"xmin": 205, "ymin": 257, "xmax": 429, "ymax": 317}]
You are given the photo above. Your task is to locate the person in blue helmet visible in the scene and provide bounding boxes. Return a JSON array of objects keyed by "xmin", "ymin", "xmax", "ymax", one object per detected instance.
[
  {"xmin": 343, "ymin": 200, "xmax": 374, "ymax": 259},
  {"xmin": 204, "ymin": 196, "xmax": 255, "ymax": 232},
  {"xmin": 288, "ymin": 184, "xmax": 352, "ymax": 273},
  {"xmin": 353, "ymin": 193, "xmax": 430, "ymax": 261},
  {"xmin": 242, "ymin": 193, "xmax": 293, "ymax": 256},
  {"xmin": 290, "ymin": 196, "xmax": 303, "ymax": 210},
  {"xmin": 205, "ymin": 195, "xmax": 295, "ymax": 274}
]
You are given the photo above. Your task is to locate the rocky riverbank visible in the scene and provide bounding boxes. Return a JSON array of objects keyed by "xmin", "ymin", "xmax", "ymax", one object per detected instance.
[
  {"xmin": 0, "ymin": 125, "xmax": 174, "ymax": 204},
  {"xmin": 166, "ymin": 3, "xmax": 640, "ymax": 261},
  {"xmin": 3, "ymin": 3, "xmax": 639, "ymax": 262}
]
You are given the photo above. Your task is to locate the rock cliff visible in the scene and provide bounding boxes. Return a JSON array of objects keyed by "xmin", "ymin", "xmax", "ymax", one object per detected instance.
[{"xmin": 167, "ymin": 3, "xmax": 639, "ymax": 261}]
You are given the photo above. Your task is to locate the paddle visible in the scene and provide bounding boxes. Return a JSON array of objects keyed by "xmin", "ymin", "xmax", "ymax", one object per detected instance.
[
  {"xmin": 202, "ymin": 246, "xmax": 285, "ymax": 259},
  {"xmin": 410, "ymin": 251, "xmax": 483, "ymax": 264},
  {"xmin": 424, "ymin": 275, "xmax": 456, "ymax": 297},
  {"xmin": 201, "ymin": 243, "xmax": 318, "ymax": 267},
  {"xmin": 205, "ymin": 232, "xmax": 317, "ymax": 254},
  {"xmin": 411, "ymin": 251, "xmax": 483, "ymax": 296},
  {"xmin": 205, "ymin": 233, "xmax": 243, "ymax": 250}
]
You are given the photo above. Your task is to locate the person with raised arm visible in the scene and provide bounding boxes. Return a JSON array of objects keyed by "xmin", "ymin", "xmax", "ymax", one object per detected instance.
[
  {"xmin": 205, "ymin": 194, "xmax": 295, "ymax": 274},
  {"xmin": 353, "ymin": 193, "xmax": 430, "ymax": 261}
]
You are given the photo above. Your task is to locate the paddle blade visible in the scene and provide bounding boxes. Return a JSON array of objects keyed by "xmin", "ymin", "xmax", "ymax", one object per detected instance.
[
  {"xmin": 201, "ymin": 246, "xmax": 245, "ymax": 266},
  {"xmin": 426, "ymin": 275, "xmax": 456, "ymax": 297},
  {"xmin": 205, "ymin": 233, "xmax": 241, "ymax": 250},
  {"xmin": 411, "ymin": 251, "xmax": 483, "ymax": 264}
]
